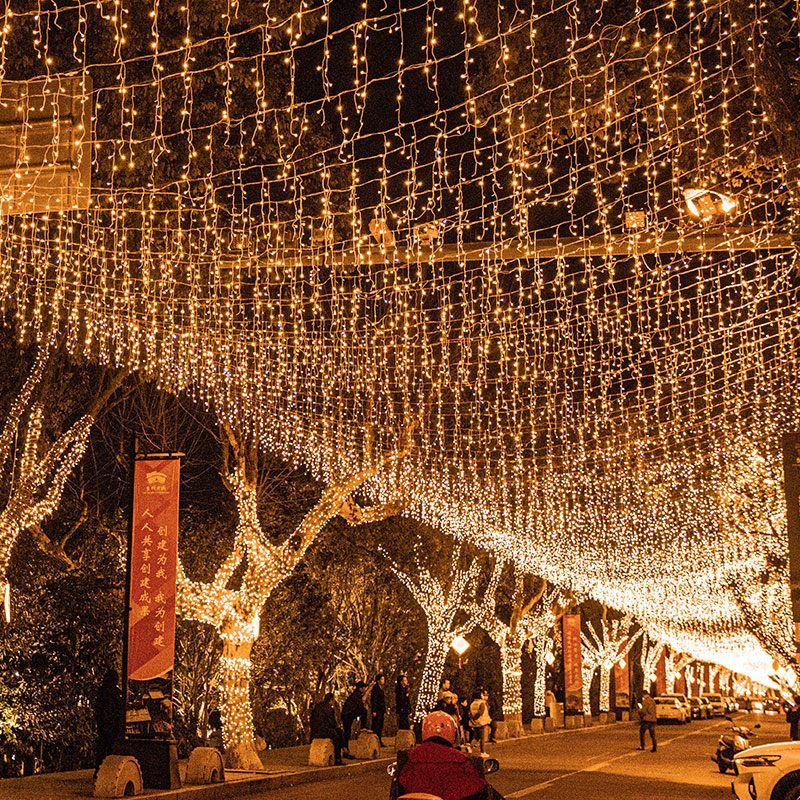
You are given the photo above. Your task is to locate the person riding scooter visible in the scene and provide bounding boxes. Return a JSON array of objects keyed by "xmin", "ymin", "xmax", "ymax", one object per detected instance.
[{"xmin": 393, "ymin": 710, "xmax": 504, "ymax": 800}]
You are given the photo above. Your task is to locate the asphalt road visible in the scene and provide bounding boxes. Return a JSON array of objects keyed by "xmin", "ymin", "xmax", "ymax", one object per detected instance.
[{"xmin": 255, "ymin": 712, "xmax": 789, "ymax": 800}]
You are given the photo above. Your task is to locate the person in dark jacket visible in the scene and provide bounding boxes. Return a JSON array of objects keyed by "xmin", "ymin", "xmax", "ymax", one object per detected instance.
[
  {"xmin": 396, "ymin": 710, "xmax": 503, "ymax": 800},
  {"xmin": 310, "ymin": 693, "xmax": 352, "ymax": 765},
  {"xmin": 787, "ymin": 696, "xmax": 800, "ymax": 740},
  {"xmin": 370, "ymin": 673, "xmax": 387, "ymax": 746},
  {"xmin": 395, "ymin": 674, "xmax": 412, "ymax": 730},
  {"xmin": 94, "ymin": 669, "xmax": 123, "ymax": 777},
  {"xmin": 341, "ymin": 681, "xmax": 369, "ymax": 740},
  {"xmin": 637, "ymin": 691, "xmax": 658, "ymax": 752}
]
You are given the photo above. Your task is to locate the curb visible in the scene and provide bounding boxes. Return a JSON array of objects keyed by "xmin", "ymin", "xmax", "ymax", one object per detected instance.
[{"xmin": 142, "ymin": 756, "xmax": 395, "ymax": 799}]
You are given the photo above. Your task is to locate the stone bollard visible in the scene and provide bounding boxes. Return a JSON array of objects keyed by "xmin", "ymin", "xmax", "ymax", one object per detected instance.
[
  {"xmin": 564, "ymin": 714, "xmax": 585, "ymax": 729},
  {"xmin": 505, "ymin": 715, "xmax": 525, "ymax": 738},
  {"xmin": 352, "ymin": 730, "xmax": 380, "ymax": 760},
  {"xmin": 544, "ymin": 717, "xmax": 555, "ymax": 732},
  {"xmin": 493, "ymin": 721, "xmax": 509, "ymax": 741},
  {"xmin": 395, "ymin": 729, "xmax": 416, "ymax": 751},
  {"xmin": 94, "ymin": 755, "xmax": 143, "ymax": 798},
  {"xmin": 186, "ymin": 747, "xmax": 224, "ymax": 784},
  {"xmin": 528, "ymin": 717, "xmax": 544, "ymax": 734},
  {"xmin": 620, "ymin": 710, "xmax": 630, "ymax": 721},
  {"xmin": 308, "ymin": 738, "xmax": 336, "ymax": 767}
]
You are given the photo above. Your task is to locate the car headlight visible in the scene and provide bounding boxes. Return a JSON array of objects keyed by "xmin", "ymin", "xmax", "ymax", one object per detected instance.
[{"xmin": 737, "ymin": 755, "xmax": 781, "ymax": 767}]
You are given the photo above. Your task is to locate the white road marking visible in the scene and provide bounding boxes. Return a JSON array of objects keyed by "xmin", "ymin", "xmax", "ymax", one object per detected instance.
[{"xmin": 505, "ymin": 721, "xmax": 723, "ymax": 798}]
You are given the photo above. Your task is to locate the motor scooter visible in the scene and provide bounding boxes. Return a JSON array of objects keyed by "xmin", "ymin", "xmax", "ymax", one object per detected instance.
[
  {"xmin": 387, "ymin": 753, "xmax": 500, "ymax": 799},
  {"xmin": 711, "ymin": 716, "xmax": 760, "ymax": 773}
]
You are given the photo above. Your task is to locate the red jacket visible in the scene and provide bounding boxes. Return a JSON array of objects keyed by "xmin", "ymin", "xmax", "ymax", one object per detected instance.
[{"xmin": 398, "ymin": 741, "xmax": 487, "ymax": 800}]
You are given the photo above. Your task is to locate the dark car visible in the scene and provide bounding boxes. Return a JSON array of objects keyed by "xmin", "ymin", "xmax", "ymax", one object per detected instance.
[{"xmin": 688, "ymin": 697, "xmax": 706, "ymax": 719}]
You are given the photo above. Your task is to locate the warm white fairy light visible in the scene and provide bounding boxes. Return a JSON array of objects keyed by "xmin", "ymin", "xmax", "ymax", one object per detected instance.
[{"xmin": 0, "ymin": 0, "xmax": 795, "ymax": 693}]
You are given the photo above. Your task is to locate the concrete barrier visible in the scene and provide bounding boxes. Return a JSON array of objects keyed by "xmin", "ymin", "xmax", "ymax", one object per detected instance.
[
  {"xmin": 308, "ymin": 738, "xmax": 336, "ymax": 767},
  {"xmin": 94, "ymin": 755, "xmax": 142, "ymax": 798},
  {"xmin": 395, "ymin": 729, "xmax": 416, "ymax": 751},
  {"xmin": 351, "ymin": 730, "xmax": 380, "ymax": 760},
  {"xmin": 528, "ymin": 718, "xmax": 544, "ymax": 734},
  {"xmin": 186, "ymin": 747, "xmax": 224, "ymax": 784},
  {"xmin": 564, "ymin": 714, "xmax": 585, "ymax": 729}
]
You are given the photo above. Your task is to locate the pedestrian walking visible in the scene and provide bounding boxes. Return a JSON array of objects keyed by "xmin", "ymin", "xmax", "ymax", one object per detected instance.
[
  {"xmin": 371, "ymin": 673, "xmax": 387, "ymax": 746},
  {"xmin": 94, "ymin": 669, "xmax": 123, "ymax": 778},
  {"xmin": 341, "ymin": 681, "xmax": 369, "ymax": 741},
  {"xmin": 468, "ymin": 688, "xmax": 492, "ymax": 754},
  {"xmin": 395, "ymin": 674, "xmax": 412, "ymax": 730},
  {"xmin": 787, "ymin": 696, "xmax": 800, "ymax": 740},
  {"xmin": 637, "ymin": 690, "xmax": 657, "ymax": 752}
]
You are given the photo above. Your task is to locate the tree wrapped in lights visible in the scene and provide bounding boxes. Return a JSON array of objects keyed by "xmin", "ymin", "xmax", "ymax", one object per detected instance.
[
  {"xmin": 714, "ymin": 440, "xmax": 800, "ymax": 683},
  {"xmin": 0, "ymin": 343, "xmax": 125, "ymax": 612},
  {"xmin": 580, "ymin": 611, "xmax": 640, "ymax": 714},
  {"xmin": 383, "ymin": 540, "xmax": 486, "ymax": 722},
  {"xmin": 640, "ymin": 637, "xmax": 664, "ymax": 693},
  {"xmin": 177, "ymin": 421, "xmax": 412, "ymax": 769},
  {"xmin": 473, "ymin": 563, "xmax": 572, "ymax": 726},
  {"xmin": 664, "ymin": 651, "xmax": 694, "ymax": 694}
]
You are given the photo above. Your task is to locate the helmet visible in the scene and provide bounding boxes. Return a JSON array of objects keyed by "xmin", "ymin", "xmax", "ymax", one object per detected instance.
[{"xmin": 421, "ymin": 710, "xmax": 457, "ymax": 744}]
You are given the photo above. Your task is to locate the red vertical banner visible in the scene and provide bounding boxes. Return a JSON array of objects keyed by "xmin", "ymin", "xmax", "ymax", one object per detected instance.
[
  {"xmin": 655, "ymin": 647, "xmax": 667, "ymax": 696},
  {"xmin": 703, "ymin": 664, "xmax": 710, "ymax": 694},
  {"xmin": 714, "ymin": 671, "xmax": 721, "ymax": 694},
  {"xmin": 125, "ymin": 458, "xmax": 180, "ymax": 738},
  {"xmin": 676, "ymin": 669, "xmax": 687, "ymax": 696},
  {"xmin": 613, "ymin": 648, "xmax": 630, "ymax": 710},
  {"xmin": 562, "ymin": 614, "xmax": 583, "ymax": 715}
]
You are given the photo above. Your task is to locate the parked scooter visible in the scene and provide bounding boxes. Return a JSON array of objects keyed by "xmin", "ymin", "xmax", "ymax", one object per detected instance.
[
  {"xmin": 711, "ymin": 717, "xmax": 760, "ymax": 773},
  {"xmin": 387, "ymin": 754, "xmax": 500, "ymax": 799}
]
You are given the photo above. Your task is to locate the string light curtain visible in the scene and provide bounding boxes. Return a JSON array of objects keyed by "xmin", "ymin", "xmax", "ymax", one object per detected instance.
[{"xmin": 0, "ymin": 0, "xmax": 798, "ymax": 682}]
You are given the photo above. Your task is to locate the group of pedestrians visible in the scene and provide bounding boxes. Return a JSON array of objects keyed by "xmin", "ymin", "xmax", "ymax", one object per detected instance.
[
  {"xmin": 435, "ymin": 679, "xmax": 496, "ymax": 755},
  {"xmin": 309, "ymin": 673, "xmax": 412, "ymax": 765}
]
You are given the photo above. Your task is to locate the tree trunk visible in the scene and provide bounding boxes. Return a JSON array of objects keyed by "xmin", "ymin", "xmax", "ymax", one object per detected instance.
[
  {"xmin": 581, "ymin": 664, "xmax": 595, "ymax": 715},
  {"xmin": 533, "ymin": 637, "xmax": 548, "ymax": 718},
  {"xmin": 413, "ymin": 635, "xmax": 450, "ymax": 722},
  {"xmin": 500, "ymin": 637, "xmax": 524, "ymax": 719},
  {"xmin": 599, "ymin": 667, "xmax": 611, "ymax": 713},
  {"xmin": 219, "ymin": 636, "xmax": 263, "ymax": 771}
]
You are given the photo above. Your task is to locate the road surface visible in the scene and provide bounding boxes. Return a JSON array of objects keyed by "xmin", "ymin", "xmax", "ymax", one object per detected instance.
[{"xmin": 255, "ymin": 712, "xmax": 786, "ymax": 800}]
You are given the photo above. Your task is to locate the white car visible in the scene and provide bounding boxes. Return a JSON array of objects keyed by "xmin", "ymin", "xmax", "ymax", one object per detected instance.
[
  {"xmin": 659, "ymin": 693, "xmax": 691, "ymax": 722},
  {"xmin": 733, "ymin": 740, "xmax": 800, "ymax": 800},
  {"xmin": 654, "ymin": 696, "xmax": 687, "ymax": 723},
  {"xmin": 702, "ymin": 693, "xmax": 727, "ymax": 717}
]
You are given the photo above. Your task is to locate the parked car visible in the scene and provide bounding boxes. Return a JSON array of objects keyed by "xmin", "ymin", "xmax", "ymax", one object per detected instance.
[
  {"xmin": 660, "ymin": 693, "xmax": 691, "ymax": 722},
  {"xmin": 688, "ymin": 697, "xmax": 705, "ymax": 719},
  {"xmin": 702, "ymin": 693, "xmax": 727, "ymax": 717},
  {"xmin": 763, "ymin": 697, "xmax": 782, "ymax": 715},
  {"xmin": 733, "ymin": 739, "xmax": 800, "ymax": 800},
  {"xmin": 655, "ymin": 696, "xmax": 688, "ymax": 724},
  {"xmin": 736, "ymin": 696, "xmax": 751, "ymax": 712}
]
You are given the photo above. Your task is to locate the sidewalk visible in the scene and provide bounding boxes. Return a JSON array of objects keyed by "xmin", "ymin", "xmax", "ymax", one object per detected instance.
[
  {"xmin": 0, "ymin": 739, "xmax": 399, "ymax": 800},
  {"xmin": 0, "ymin": 717, "xmax": 626, "ymax": 799}
]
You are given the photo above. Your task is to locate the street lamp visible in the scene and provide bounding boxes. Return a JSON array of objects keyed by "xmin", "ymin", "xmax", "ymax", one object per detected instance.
[
  {"xmin": 682, "ymin": 188, "xmax": 737, "ymax": 220},
  {"xmin": 452, "ymin": 635, "xmax": 470, "ymax": 669}
]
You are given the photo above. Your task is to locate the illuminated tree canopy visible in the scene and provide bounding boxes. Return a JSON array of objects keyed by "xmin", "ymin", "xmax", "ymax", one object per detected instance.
[{"xmin": 0, "ymin": 0, "xmax": 798, "ymax": 688}]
